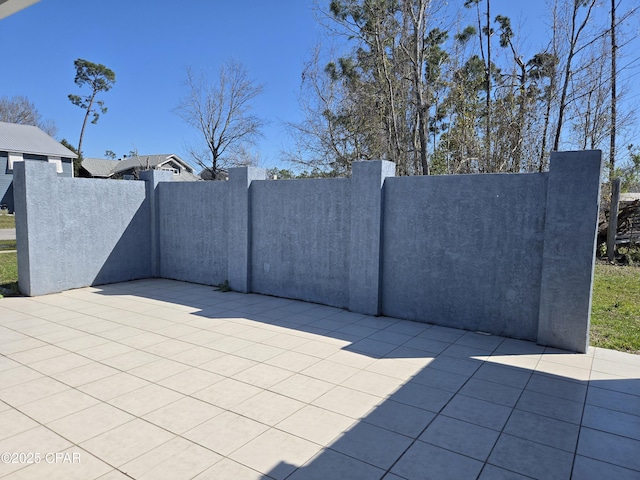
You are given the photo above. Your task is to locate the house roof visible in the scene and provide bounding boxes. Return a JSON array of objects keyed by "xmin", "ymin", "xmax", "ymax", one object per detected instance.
[
  {"xmin": 81, "ymin": 158, "xmax": 118, "ymax": 178},
  {"xmin": 81, "ymin": 154, "xmax": 200, "ymax": 181},
  {"xmin": 0, "ymin": 121, "xmax": 78, "ymax": 158}
]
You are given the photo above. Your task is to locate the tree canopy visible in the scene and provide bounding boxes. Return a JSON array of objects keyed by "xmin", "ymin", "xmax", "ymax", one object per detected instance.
[{"xmin": 68, "ymin": 58, "xmax": 116, "ymax": 157}]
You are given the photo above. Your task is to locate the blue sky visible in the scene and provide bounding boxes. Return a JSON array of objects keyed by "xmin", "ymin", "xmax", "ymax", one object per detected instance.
[{"xmin": 3, "ymin": 0, "xmax": 638, "ymax": 171}]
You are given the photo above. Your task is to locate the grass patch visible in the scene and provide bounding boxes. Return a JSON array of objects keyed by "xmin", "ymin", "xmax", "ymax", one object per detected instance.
[
  {"xmin": 0, "ymin": 215, "xmax": 15, "ymax": 229},
  {"xmin": 0, "ymin": 251, "xmax": 18, "ymax": 295},
  {"xmin": 0, "ymin": 239, "xmax": 16, "ymax": 251},
  {"xmin": 591, "ymin": 264, "xmax": 640, "ymax": 354}
]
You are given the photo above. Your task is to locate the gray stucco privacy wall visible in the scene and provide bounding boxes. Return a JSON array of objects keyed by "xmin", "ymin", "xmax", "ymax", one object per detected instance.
[
  {"xmin": 537, "ymin": 150, "xmax": 602, "ymax": 353},
  {"xmin": 158, "ymin": 182, "xmax": 229, "ymax": 286},
  {"xmin": 13, "ymin": 161, "xmax": 152, "ymax": 296},
  {"xmin": 382, "ymin": 172, "xmax": 548, "ymax": 341},
  {"xmin": 14, "ymin": 152, "xmax": 602, "ymax": 352},
  {"xmin": 251, "ymin": 178, "xmax": 352, "ymax": 308}
]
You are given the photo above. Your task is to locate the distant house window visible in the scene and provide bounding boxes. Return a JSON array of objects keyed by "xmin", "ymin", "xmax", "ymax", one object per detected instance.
[
  {"xmin": 7, "ymin": 152, "xmax": 23, "ymax": 170},
  {"xmin": 48, "ymin": 156, "xmax": 63, "ymax": 174}
]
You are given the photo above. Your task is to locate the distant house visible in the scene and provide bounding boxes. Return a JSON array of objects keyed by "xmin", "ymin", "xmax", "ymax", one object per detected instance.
[
  {"xmin": 80, "ymin": 154, "xmax": 200, "ymax": 182},
  {"xmin": 0, "ymin": 121, "xmax": 77, "ymax": 212}
]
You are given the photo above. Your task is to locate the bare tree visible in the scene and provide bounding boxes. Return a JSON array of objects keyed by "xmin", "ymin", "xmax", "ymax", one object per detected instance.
[
  {"xmin": 0, "ymin": 95, "xmax": 58, "ymax": 136},
  {"xmin": 175, "ymin": 61, "xmax": 265, "ymax": 180},
  {"xmin": 552, "ymin": 0, "xmax": 598, "ymax": 152}
]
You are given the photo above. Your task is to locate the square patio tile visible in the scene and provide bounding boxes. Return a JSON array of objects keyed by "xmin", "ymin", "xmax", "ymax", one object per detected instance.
[
  {"xmin": 109, "ymin": 384, "xmax": 184, "ymax": 416},
  {"xmin": 121, "ymin": 437, "xmax": 221, "ymax": 480},
  {"xmin": 19, "ymin": 388, "xmax": 100, "ymax": 424},
  {"xmin": 277, "ymin": 405, "xmax": 355, "ymax": 445},
  {"xmin": 158, "ymin": 368, "xmax": 223, "ymax": 395},
  {"xmin": 503, "ymin": 409, "xmax": 579, "ymax": 452},
  {"xmin": 193, "ymin": 458, "xmax": 265, "ymax": 480},
  {"xmin": 577, "ymin": 427, "xmax": 640, "ymax": 472},
  {"xmin": 312, "ymin": 385, "xmax": 381, "ymax": 419},
  {"xmin": 80, "ymin": 419, "xmax": 175, "ymax": 467},
  {"xmin": 288, "ymin": 449, "xmax": 385, "ymax": 480},
  {"xmin": 472, "ymin": 362, "xmax": 532, "ymax": 389},
  {"xmin": 229, "ymin": 428, "xmax": 321, "ymax": 480},
  {"xmin": 234, "ymin": 363, "xmax": 294, "ymax": 389},
  {"xmin": 192, "ymin": 377, "xmax": 263, "ymax": 409},
  {"xmin": 458, "ymin": 378, "xmax": 522, "ymax": 407},
  {"xmin": 300, "ymin": 359, "xmax": 360, "ymax": 385},
  {"xmin": 526, "ymin": 372, "xmax": 588, "ymax": 402},
  {"xmin": 515, "ymin": 390, "xmax": 584, "ymax": 424},
  {"xmin": 269, "ymin": 374, "xmax": 335, "ymax": 403},
  {"xmin": 478, "ymin": 464, "xmax": 532, "ymax": 479},
  {"xmin": 420, "ymin": 415, "xmax": 500, "ymax": 461},
  {"xmin": 408, "ymin": 365, "xmax": 469, "ymax": 392},
  {"xmin": 52, "ymin": 362, "xmax": 120, "ymax": 387},
  {"xmin": 340, "ymin": 370, "xmax": 403, "ymax": 398},
  {"xmin": 100, "ymin": 350, "xmax": 160, "ymax": 370},
  {"xmin": 364, "ymin": 357, "xmax": 421, "ymax": 379},
  {"xmin": 47, "ymin": 403, "xmax": 135, "ymax": 443},
  {"xmin": 441, "ymin": 395, "xmax": 512, "ymax": 430},
  {"xmin": 363, "ymin": 399, "xmax": 435, "ymax": 438},
  {"xmin": 78, "ymin": 372, "xmax": 151, "ymax": 401},
  {"xmin": 391, "ymin": 381, "xmax": 454, "ymax": 412},
  {"xmin": 391, "ymin": 440, "xmax": 484, "ymax": 480},
  {"xmin": 265, "ymin": 350, "xmax": 320, "ymax": 372},
  {"xmin": 233, "ymin": 343, "xmax": 286, "ymax": 363},
  {"xmin": 143, "ymin": 397, "xmax": 224, "ymax": 434},
  {"xmin": 184, "ymin": 411, "xmax": 269, "ymax": 456},
  {"xmin": 77, "ymin": 342, "xmax": 135, "ymax": 361},
  {"xmin": 0, "ymin": 376, "xmax": 69, "ymax": 406},
  {"xmin": 586, "ymin": 385, "xmax": 640, "ymax": 417},
  {"xmin": 168, "ymin": 346, "xmax": 225, "ymax": 366},
  {"xmin": 572, "ymin": 455, "xmax": 640, "ymax": 480},
  {"xmin": 7, "ymin": 344, "xmax": 68, "ymax": 364},
  {"xmin": 488, "ymin": 433, "xmax": 574, "ymax": 480},
  {"xmin": 581, "ymin": 404, "xmax": 640, "ymax": 441},
  {"xmin": 330, "ymin": 422, "xmax": 412, "ymax": 470},
  {"xmin": 0, "ymin": 365, "xmax": 44, "ymax": 390},
  {"xmin": 231, "ymin": 390, "xmax": 305, "ymax": 425},
  {"xmin": 0, "ymin": 409, "xmax": 40, "ymax": 440},
  {"xmin": 199, "ymin": 354, "xmax": 257, "ymax": 376}
]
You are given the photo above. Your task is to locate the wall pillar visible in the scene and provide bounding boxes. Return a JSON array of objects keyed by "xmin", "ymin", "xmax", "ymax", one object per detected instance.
[
  {"xmin": 140, "ymin": 170, "xmax": 174, "ymax": 278},
  {"xmin": 537, "ymin": 150, "xmax": 602, "ymax": 352},
  {"xmin": 349, "ymin": 160, "xmax": 395, "ymax": 315},
  {"xmin": 228, "ymin": 167, "xmax": 267, "ymax": 293},
  {"xmin": 13, "ymin": 161, "xmax": 61, "ymax": 296}
]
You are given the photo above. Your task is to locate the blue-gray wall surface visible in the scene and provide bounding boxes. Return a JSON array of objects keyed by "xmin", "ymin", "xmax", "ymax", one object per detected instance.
[
  {"xmin": 158, "ymin": 181, "xmax": 229, "ymax": 286},
  {"xmin": 13, "ymin": 152, "xmax": 603, "ymax": 352},
  {"xmin": 382, "ymin": 173, "xmax": 548, "ymax": 340},
  {"xmin": 251, "ymin": 178, "xmax": 351, "ymax": 308},
  {"xmin": 13, "ymin": 162, "xmax": 151, "ymax": 296}
]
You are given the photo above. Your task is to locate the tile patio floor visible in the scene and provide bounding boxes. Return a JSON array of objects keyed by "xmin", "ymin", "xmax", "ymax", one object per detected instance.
[{"xmin": 0, "ymin": 278, "xmax": 639, "ymax": 480}]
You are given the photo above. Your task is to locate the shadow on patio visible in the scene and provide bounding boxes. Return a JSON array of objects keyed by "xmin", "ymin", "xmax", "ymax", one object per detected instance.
[{"xmin": 87, "ymin": 279, "xmax": 640, "ymax": 480}]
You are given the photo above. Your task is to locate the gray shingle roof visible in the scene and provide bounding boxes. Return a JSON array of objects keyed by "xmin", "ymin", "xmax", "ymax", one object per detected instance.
[
  {"xmin": 81, "ymin": 154, "xmax": 200, "ymax": 181},
  {"xmin": 0, "ymin": 121, "xmax": 78, "ymax": 158},
  {"xmin": 81, "ymin": 158, "xmax": 118, "ymax": 177}
]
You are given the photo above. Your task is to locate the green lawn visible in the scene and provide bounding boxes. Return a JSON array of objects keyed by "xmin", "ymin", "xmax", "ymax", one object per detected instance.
[
  {"xmin": 0, "ymin": 252, "xmax": 18, "ymax": 295},
  {"xmin": 0, "ymin": 215, "xmax": 15, "ymax": 229},
  {"xmin": 0, "ymin": 250, "xmax": 638, "ymax": 353},
  {"xmin": 591, "ymin": 264, "xmax": 640, "ymax": 354}
]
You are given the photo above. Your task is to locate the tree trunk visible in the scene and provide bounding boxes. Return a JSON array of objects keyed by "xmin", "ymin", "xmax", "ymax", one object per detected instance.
[
  {"xmin": 610, "ymin": 0, "xmax": 617, "ymax": 182},
  {"xmin": 77, "ymin": 92, "xmax": 96, "ymax": 157}
]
